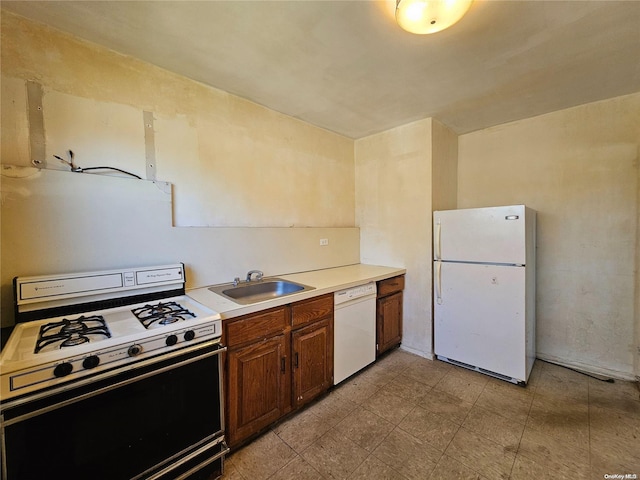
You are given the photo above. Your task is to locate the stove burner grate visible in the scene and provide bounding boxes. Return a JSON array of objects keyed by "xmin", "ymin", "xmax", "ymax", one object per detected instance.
[
  {"xmin": 131, "ymin": 301, "xmax": 196, "ymax": 329},
  {"xmin": 34, "ymin": 315, "xmax": 111, "ymax": 353}
]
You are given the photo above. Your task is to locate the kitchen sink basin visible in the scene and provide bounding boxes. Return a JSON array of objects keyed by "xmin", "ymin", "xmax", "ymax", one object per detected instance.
[{"xmin": 208, "ymin": 278, "xmax": 314, "ymax": 305}]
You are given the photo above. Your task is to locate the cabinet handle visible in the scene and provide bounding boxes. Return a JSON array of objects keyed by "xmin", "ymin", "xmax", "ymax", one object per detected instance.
[
  {"xmin": 281, "ymin": 356, "xmax": 286, "ymax": 373},
  {"xmin": 294, "ymin": 352, "xmax": 299, "ymax": 369}
]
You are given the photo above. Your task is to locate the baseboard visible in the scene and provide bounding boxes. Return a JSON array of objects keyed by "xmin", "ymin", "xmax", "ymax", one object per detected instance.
[
  {"xmin": 536, "ymin": 352, "xmax": 636, "ymax": 381},
  {"xmin": 399, "ymin": 344, "xmax": 434, "ymax": 360}
]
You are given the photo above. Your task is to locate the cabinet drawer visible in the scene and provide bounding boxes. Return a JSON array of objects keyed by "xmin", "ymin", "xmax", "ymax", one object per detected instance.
[
  {"xmin": 226, "ymin": 307, "xmax": 288, "ymax": 347},
  {"xmin": 377, "ymin": 275, "xmax": 405, "ymax": 297},
  {"xmin": 291, "ymin": 294, "xmax": 333, "ymax": 328}
]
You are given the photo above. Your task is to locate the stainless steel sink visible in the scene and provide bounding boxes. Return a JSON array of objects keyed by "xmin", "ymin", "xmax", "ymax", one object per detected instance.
[{"xmin": 208, "ymin": 278, "xmax": 314, "ymax": 305}]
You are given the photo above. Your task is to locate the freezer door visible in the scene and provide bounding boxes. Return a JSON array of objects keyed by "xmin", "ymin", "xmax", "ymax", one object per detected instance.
[
  {"xmin": 434, "ymin": 261, "xmax": 527, "ymax": 381},
  {"xmin": 434, "ymin": 205, "xmax": 527, "ymax": 265}
]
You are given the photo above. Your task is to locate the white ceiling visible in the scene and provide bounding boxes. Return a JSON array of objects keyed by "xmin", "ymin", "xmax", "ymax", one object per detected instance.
[{"xmin": 3, "ymin": 1, "xmax": 640, "ymax": 138}]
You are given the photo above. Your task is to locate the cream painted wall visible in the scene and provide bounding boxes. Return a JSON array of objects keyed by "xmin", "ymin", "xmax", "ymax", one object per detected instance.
[
  {"xmin": 355, "ymin": 118, "xmax": 458, "ymax": 358},
  {"xmin": 458, "ymin": 93, "xmax": 640, "ymax": 379},
  {"xmin": 356, "ymin": 119, "xmax": 434, "ymax": 358},
  {"xmin": 0, "ymin": 168, "xmax": 359, "ymax": 327},
  {"xmin": 1, "ymin": 12, "xmax": 354, "ymax": 228},
  {"xmin": 0, "ymin": 12, "xmax": 359, "ymax": 327},
  {"xmin": 431, "ymin": 119, "xmax": 458, "ymax": 212}
]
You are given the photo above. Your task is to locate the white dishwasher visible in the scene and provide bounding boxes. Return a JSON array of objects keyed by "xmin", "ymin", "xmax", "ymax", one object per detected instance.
[{"xmin": 333, "ymin": 282, "xmax": 377, "ymax": 385}]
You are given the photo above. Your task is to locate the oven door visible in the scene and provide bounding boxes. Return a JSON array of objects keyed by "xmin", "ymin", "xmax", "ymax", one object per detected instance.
[{"xmin": 1, "ymin": 340, "xmax": 227, "ymax": 480}]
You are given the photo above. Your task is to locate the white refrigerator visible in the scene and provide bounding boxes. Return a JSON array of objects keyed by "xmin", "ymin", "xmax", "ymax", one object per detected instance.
[{"xmin": 433, "ymin": 205, "xmax": 536, "ymax": 385}]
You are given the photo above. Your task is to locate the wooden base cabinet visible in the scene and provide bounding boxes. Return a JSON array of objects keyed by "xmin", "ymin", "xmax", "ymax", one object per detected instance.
[
  {"xmin": 376, "ymin": 275, "xmax": 404, "ymax": 356},
  {"xmin": 224, "ymin": 294, "xmax": 333, "ymax": 448},
  {"xmin": 224, "ymin": 307, "xmax": 291, "ymax": 447},
  {"xmin": 292, "ymin": 317, "xmax": 332, "ymax": 408},
  {"xmin": 226, "ymin": 334, "xmax": 289, "ymax": 446}
]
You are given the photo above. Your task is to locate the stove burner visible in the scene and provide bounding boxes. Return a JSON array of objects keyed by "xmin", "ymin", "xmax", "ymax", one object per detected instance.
[
  {"xmin": 35, "ymin": 316, "xmax": 111, "ymax": 353},
  {"xmin": 61, "ymin": 322, "xmax": 87, "ymax": 334},
  {"xmin": 60, "ymin": 336, "xmax": 91, "ymax": 348},
  {"xmin": 160, "ymin": 316, "xmax": 180, "ymax": 325},
  {"xmin": 131, "ymin": 301, "xmax": 196, "ymax": 329}
]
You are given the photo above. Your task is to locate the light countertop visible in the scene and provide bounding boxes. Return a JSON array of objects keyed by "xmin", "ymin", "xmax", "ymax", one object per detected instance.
[{"xmin": 187, "ymin": 263, "xmax": 406, "ymax": 320}]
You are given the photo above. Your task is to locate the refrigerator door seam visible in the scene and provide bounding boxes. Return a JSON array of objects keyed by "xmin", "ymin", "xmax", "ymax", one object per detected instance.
[{"xmin": 439, "ymin": 260, "xmax": 525, "ymax": 267}]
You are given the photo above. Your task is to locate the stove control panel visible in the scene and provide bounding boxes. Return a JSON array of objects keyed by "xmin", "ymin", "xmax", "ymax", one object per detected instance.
[
  {"xmin": 53, "ymin": 362, "xmax": 73, "ymax": 378},
  {"xmin": 128, "ymin": 344, "xmax": 143, "ymax": 357},
  {"xmin": 83, "ymin": 355, "xmax": 100, "ymax": 369},
  {"xmin": 16, "ymin": 263, "xmax": 186, "ymax": 307},
  {"xmin": 4, "ymin": 320, "xmax": 221, "ymax": 399}
]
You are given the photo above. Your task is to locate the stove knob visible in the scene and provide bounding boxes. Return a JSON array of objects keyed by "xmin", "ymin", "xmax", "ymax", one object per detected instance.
[
  {"xmin": 184, "ymin": 330, "xmax": 195, "ymax": 341},
  {"xmin": 53, "ymin": 362, "xmax": 73, "ymax": 378},
  {"xmin": 83, "ymin": 355, "xmax": 100, "ymax": 370},
  {"xmin": 166, "ymin": 335, "xmax": 178, "ymax": 346},
  {"xmin": 128, "ymin": 344, "xmax": 143, "ymax": 357}
]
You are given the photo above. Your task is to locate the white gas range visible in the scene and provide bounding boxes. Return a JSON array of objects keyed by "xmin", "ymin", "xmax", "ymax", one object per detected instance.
[
  {"xmin": 0, "ymin": 263, "xmax": 228, "ymax": 480},
  {"xmin": 1, "ymin": 263, "xmax": 221, "ymax": 401}
]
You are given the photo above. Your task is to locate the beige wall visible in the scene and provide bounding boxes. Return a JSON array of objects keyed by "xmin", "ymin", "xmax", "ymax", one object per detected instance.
[
  {"xmin": 1, "ymin": 11, "xmax": 354, "ymax": 228},
  {"xmin": 431, "ymin": 119, "xmax": 458, "ymax": 212},
  {"xmin": 0, "ymin": 12, "xmax": 359, "ymax": 327},
  {"xmin": 355, "ymin": 118, "xmax": 458, "ymax": 358},
  {"xmin": 356, "ymin": 118, "xmax": 457, "ymax": 358},
  {"xmin": 458, "ymin": 93, "xmax": 640, "ymax": 379}
]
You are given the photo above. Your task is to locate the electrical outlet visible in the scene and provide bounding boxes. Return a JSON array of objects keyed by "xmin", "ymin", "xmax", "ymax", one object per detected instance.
[{"xmin": 320, "ymin": 238, "xmax": 329, "ymax": 246}]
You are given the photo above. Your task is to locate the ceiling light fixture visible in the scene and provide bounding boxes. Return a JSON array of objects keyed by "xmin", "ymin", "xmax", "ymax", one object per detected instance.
[{"xmin": 395, "ymin": 0, "xmax": 473, "ymax": 34}]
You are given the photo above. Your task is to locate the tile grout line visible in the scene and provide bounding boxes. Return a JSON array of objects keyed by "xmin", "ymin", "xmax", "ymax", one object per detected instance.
[
  {"xmin": 509, "ymin": 364, "xmax": 539, "ymax": 480},
  {"xmin": 393, "ymin": 403, "xmax": 448, "ymax": 480},
  {"xmin": 514, "ymin": 361, "xmax": 545, "ymax": 476},
  {"xmin": 342, "ymin": 368, "xmax": 408, "ymax": 479},
  {"xmin": 427, "ymin": 366, "xmax": 476, "ymax": 479}
]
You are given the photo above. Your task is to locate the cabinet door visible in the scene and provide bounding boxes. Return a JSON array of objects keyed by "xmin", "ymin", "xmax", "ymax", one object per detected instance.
[
  {"xmin": 226, "ymin": 334, "xmax": 290, "ymax": 446},
  {"xmin": 292, "ymin": 318, "xmax": 332, "ymax": 408},
  {"xmin": 377, "ymin": 292, "xmax": 403, "ymax": 356}
]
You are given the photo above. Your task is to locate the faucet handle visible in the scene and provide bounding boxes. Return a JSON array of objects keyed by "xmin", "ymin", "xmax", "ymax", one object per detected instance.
[{"xmin": 233, "ymin": 277, "xmax": 241, "ymax": 286}]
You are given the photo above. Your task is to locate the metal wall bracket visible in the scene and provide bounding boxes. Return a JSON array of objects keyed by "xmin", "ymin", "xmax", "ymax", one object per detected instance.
[
  {"xmin": 26, "ymin": 81, "xmax": 46, "ymax": 168},
  {"xmin": 143, "ymin": 110, "xmax": 157, "ymax": 181}
]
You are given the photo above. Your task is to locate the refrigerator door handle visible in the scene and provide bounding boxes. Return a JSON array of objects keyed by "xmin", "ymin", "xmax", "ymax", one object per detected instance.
[
  {"xmin": 435, "ymin": 260, "xmax": 443, "ymax": 304},
  {"xmin": 435, "ymin": 220, "xmax": 442, "ymax": 260}
]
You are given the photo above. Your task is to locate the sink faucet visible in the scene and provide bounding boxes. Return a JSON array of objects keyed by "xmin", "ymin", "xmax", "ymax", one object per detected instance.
[{"xmin": 246, "ymin": 270, "xmax": 264, "ymax": 282}]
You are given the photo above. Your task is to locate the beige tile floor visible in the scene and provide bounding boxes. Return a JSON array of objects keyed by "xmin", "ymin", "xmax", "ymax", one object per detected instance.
[{"xmin": 220, "ymin": 349, "xmax": 640, "ymax": 480}]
